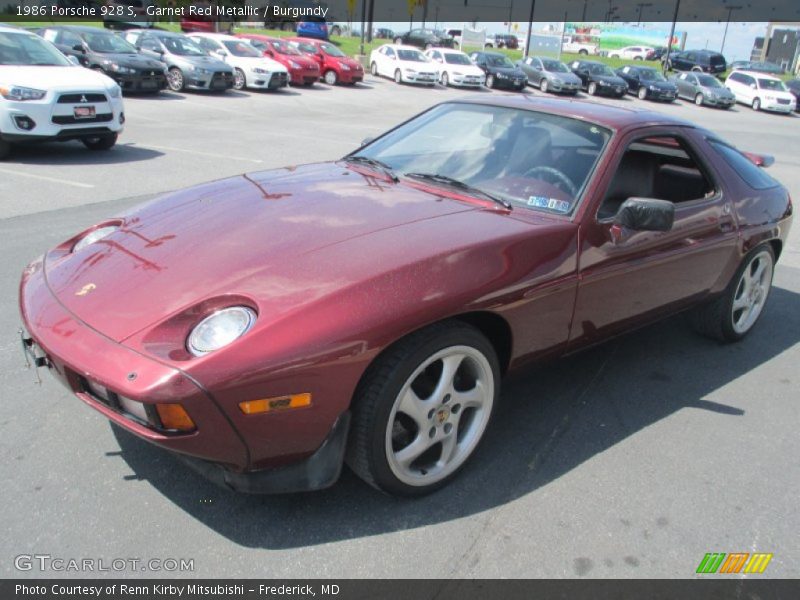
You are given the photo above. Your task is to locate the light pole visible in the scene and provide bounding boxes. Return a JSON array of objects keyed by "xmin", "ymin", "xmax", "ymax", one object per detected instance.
[
  {"xmin": 721, "ymin": 5, "xmax": 742, "ymax": 55},
  {"xmin": 524, "ymin": 0, "xmax": 536, "ymax": 58},
  {"xmin": 662, "ymin": 0, "xmax": 680, "ymax": 74}
]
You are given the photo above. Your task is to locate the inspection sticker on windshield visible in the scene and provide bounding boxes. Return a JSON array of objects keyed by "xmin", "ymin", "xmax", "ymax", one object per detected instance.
[{"xmin": 528, "ymin": 196, "xmax": 570, "ymax": 213}]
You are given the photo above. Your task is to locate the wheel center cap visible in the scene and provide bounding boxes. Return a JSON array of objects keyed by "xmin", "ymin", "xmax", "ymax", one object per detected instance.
[{"xmin": 435, "ymin": 407, "xmax": 450, "ymax": 425}]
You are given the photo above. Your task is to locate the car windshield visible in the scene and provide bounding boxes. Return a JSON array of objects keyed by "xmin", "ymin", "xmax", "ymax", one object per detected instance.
[
  {"xmin": 269, "ymin": 40, "xmax": 301, "ymax": 55},
  {"xmin": 487, "ymin": 55, "xmax": 514, "ymax": 68},
  {"xmin": 84, "ymin": 31, "xmax": 138, "ymax": 54},
  {"xmin": 321, "ymin": 42, "xmax": 346, "ymax": 57},
  {"xmin": 398, "ymin": 49, "xmax": 426, "ymax": 62},
  {"xmin": 588, "ymin": 63, "xmax": 614, "ymax": 76},
  {"xmin": 222, "ymin": 40, "xmax": 261, "ymax": 57},
  {"xmin": 639, "ymin": 69, "xmax": 665, "ymax": 82},
  {"xmin": 161, "ymin": 36, "xmax": 206, "ymax": 57},
  {"xmin": 352, "ymin": 103, "xmax": 611, "ymax": 212},
  {"xmin": 443, "ymin": 53, "xmax": 471, "ymax": 65},
  {"xmin": 0, "ymin": 31, "xmax": 71, "ymax": 66},
  {"xmin": 697, "ymin": 74, "xmax": 723, "ymax": 88},
  {"xmin": 542, "ymin": 59, "xmax": 569, "ymax": 73}
]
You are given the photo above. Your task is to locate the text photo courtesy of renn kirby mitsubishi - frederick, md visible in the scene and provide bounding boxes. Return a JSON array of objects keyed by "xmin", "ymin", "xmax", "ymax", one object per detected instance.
[{"xmin": 1, "ymin": 0, "xmax": 800, "ymax": 598}]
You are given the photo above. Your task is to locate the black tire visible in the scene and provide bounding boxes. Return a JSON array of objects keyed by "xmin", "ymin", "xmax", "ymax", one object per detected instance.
[
  {"xmin": 330, "ymin": 26, "xmax": 341, "ymax": 37},
  {"xmin": 0, "ymin": 137, "xmax": 10, "ymax": 160},
  {"xmin": 578, "ymin": 49, "xmax": 588, "ymax": 55},
  {"xmin": 167, "ymin": 67, "xmax": 185, "ymax": 92},
  {"xmin": 370, "ymin": 61, "xmax": 378, "ymax": 76},
  {"xmin": 346, "ymin": 321, "xmax": 500, "ymax": 496},
  {"xmin": 82, "ymin": 133, "xmax": 118, "ymax": 151},
  {"xmin": 688, "ymin": 244, "xmax": 775, "ymax": 343}
]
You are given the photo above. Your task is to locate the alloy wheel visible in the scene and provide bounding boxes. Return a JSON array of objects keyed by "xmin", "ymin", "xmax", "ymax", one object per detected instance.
[
  {"xmin": 385, "ymin": 345, "xmax": 495, "ymax": 487},
  {"xmin": 588, "ymin": 82, "xmax": 597, "ymax": 95},
  {"xmin": 233, "ymin": 68, "xmax": 245, "ymax": 90},
  {"xmin": 695, "ymin": 93, "xmax": 704, "ymax": 105},
  {"xmin": 167, "ymin": 67, "xmax": 184, "ymax": 92},
  {"xmin": 324, "ymin": 70, "xmax": 337, "ymax": 85},
  {"xmin": 731, "ymin": 250, "xmax": 773, "ymax": 335}
]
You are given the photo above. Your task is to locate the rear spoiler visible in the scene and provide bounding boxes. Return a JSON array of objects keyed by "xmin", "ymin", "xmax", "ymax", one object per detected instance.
[{"xmin": 742, "ymin": 151, "xmax": 775, "ymax": 168}]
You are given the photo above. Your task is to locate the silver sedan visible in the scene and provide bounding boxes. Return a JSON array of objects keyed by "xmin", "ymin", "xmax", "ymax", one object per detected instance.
[{"xmin": 670, "ymin": 71, "xmax": 735, "ymax": 109}]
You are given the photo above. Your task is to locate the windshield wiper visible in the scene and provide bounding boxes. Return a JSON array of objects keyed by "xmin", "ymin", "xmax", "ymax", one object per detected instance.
[
  {"xmin": 343, "ymin": 155, "xmax": 398, "ymax": 182},
  {"xmin": 404, "ymin": 172, "xmax": 512, "ymax": 210}
]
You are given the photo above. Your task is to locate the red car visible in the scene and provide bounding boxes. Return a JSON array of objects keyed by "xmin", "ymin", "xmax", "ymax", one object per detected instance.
[
  {"xmin": 19, "ymin": 98, "xmax": 792, "ymax": 496},
  {"xmin": 235, "ymin": 34, "xmax": 320, "ymax": 86},
  {"xmin": 286, "ymin": 36, "xmax": 364, "ymax": 85}
]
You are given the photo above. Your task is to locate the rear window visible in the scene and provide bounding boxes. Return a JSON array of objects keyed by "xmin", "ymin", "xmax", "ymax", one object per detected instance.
[{"xmin": 708, "ymin": 140, "xmax": 779, "ymax": 190}]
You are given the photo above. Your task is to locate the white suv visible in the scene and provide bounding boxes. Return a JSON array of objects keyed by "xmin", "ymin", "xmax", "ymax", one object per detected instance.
[
  {"xmin": 725, "ymin": 70, "xmax": 796, "ymax": 113},
  {"xmin": 0, "ymin": 25, "xmax": 124, "ymax": 160}
]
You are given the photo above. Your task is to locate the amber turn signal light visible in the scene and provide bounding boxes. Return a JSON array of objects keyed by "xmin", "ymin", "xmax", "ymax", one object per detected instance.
[
  {"xmin": 239, "ymin": 393, "xmax": 312, "ymax": 415},
  {"xmin": 155, "ymin": 403, "xmax": 196, "ymax": 432}
]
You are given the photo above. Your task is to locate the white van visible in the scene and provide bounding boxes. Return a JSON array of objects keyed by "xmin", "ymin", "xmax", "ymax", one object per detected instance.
[{"xmin": 725, "ymin": 70, "xmax": 796, "ymax": 113}]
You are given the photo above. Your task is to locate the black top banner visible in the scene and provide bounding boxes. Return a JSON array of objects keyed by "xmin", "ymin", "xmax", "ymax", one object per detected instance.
[{"xmin": 3, "ymin": 0, "xmax": 800, "ymax": 24}]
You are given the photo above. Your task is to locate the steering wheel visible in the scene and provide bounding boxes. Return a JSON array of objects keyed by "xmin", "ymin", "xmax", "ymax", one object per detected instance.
[{"xmin": 522, "ymin": 166, "xmax": 578, "ymax": 197}]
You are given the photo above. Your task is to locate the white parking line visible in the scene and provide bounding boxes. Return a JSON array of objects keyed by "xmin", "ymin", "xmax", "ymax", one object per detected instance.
[
  {"xmin": 130, "ymin": 143, "xmax": 263, "ymax": 164},
  {"xmin": 0, "ymin": 168, "xmax": 94, "ymax": 188}
]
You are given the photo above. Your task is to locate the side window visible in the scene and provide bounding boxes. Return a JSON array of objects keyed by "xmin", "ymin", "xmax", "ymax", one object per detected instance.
[
  {"xmin": 598, "ymin": 135, "xmax": 716, "ymax": 220},
  {"xmin": 686, "ymin": 52, "xmax": 696, "ymax": 61},
  {"xmin": 141, "ymin": 37, "xmax": 160, "ymax": 51},
  {"xmin": 41, "ymin": 29, "xmax": 58, "ymax": 43},
  {"xmin": 386, "ymin": 47, "xmax": 395, "ymax": 58},
  {"xmin": 58, "ymin": 31, "xmax": 83, "ymax": 48},
  {"xmin": 708, "ymin": 140, "xmax": 779, "ymax": 190},
  {"xmin": 729, "ymin": 72, "xmax": 741, "ymax": 83},
  {"xmin": 687, "ymin": 74, "xmax": 697, "ymax": 83}
]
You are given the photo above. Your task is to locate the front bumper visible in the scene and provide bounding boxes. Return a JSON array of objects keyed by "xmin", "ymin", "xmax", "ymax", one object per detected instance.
[
  {"xmin": 761, "ymin": 99, "xmax": 796, "ymax": 113},
  {"xmin": 703, "ymin": 95, "xmax": 735, "ymax": 107},
  {"xmin": 337, "ymin": 68, "xmax": 364, "ymax": 83},
  {"xmin": 494, "ymin": 76, "xmax": 527, "ymax": 90},
  {"xmin": 548, "ymin": 80, "xmax": 580, "ymax": 93},
  {"xmin": 185, "ymin": 70, "xmax": 235, "ymax": 91},
  {"xmin": 106, "ymin": 70, "xmax": 167, "ymax": 93},
  {"xmin": 288, "ymin": 67, "xmax": 320, "ymax": 85},
  {"xmin": 451, "ymin": 74, "xmax": 484, "ymax": 87},
  {"xmin": 247, "ymin": 71, "xmax": 289, "ymax": 90},
  {"xmin": 0, "ymin": 94, "xmax": 124, "ymax": 142},
  {"xmin": 404, "ymin": 72, "xmax": 438, "ymax": 84},
  {"xmin": 646, "ymin": 89, "xmax": 678, "ymax": 101}
]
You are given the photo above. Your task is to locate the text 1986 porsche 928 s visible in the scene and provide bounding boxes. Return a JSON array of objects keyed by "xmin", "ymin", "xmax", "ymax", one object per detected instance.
[{"xmin": 19, "ymin": 96, "xmax": 792, "ymax": 496}]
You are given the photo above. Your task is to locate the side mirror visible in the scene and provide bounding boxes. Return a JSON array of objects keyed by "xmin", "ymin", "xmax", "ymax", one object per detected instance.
[
  {"xmin": 360, "ymin": 137, "xmax": 374, "ymax": 147},
  {"xmin": 214, "ymin": 49, "xmax": 226, "ymax": 58},
  {"xmin": 67, "ymin": 55, "xmax": 81, "ymax": 66},
  {"xmin": 749, "ymin": 83, "xmax": 756, "ymax": 89},
  {"xmin": 72, "ymin": 44, "xmax": 85, "ymax": 53},
  {"xmin": 613, "ymin": 198, "xmax": 675, "ymax": 232}
]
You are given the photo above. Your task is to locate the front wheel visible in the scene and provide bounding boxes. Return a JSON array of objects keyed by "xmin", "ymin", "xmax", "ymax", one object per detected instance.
[
  {"xmin": 486, "ymin": 74, "xmax": 494, "ymax": 88},
  {"xmin": 752, "ymin": 97, "xmax": 761, "ymax": 111},
  {"xmin": 82, "ymin": 132, "xmax": 118, "ymax": 151},
  {"xmin": 167, "ymin": 67, "xmax": 184, "ymax": 92},
  {"xmin": 540, "ymin": 78, "xmax": 548, "ymax": 93},
  {"xmin": 689, "ymin": 245, "xmax": 775, "ymax": 342},
  {"xmin": 324, "ymin": 69, "xmax": 338, "ymax": 85},
  {"xmin": 695, "ymin": 93, "xmax": 704, "ymax": 105},
  {"xmin": 587, "ymin": 81, "xmax": 597, "ymax": 95},
  {"xmin": 233, "ymin": 68, "xmax": 246, "ymax": 90},
  {"xmin": 346, "ymin": 322, "xmax": 500, "ymax": 496},
  {"xmin": 441, "ymin": 71, "xmax": 449, "ymax": 86},
  {"xmin": 638, "ymin": 86, "xmax": 648, "ymax": 100},
  {"xmin": 394, "ymin": 69, "xmax": 402, "ymax": 84}
]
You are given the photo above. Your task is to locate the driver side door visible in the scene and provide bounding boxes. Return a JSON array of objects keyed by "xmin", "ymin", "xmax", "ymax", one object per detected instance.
[{"xmin": 570, "ymin": 127, "xmax": 739, "ymax": 347}]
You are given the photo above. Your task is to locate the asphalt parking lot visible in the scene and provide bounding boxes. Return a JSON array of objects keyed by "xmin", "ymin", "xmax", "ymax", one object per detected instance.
[{"xmin": 1, "ymin": 76, "xmax": 799, "ymax": 579}]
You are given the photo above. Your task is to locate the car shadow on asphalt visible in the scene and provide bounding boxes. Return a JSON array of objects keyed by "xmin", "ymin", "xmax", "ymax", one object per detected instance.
[
  {"xmin": 6, "ymin": 143, "xmax": 164, "ymax": 165},
  {"xmin": 110, "ymin": 282, "xmax": 800, "ymax": 549}
]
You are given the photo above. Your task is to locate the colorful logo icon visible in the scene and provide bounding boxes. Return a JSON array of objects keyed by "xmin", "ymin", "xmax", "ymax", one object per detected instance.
[{"xmin": 696, "ymin": 552, "xmax": 773, "ymax": 574}]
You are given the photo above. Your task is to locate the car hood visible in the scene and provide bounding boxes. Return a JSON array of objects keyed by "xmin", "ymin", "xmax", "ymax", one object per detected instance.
[
  {"xmin": 490, "ymin": 66, "xmax": 525, "ymax": 77},
  {"xmin": 336, "ymin": 56, "xmax": 363, "ymax": 69},
  {"xmin": 546, "ymin": 71, "xmax": 581, "ymax": 84},
  {"xmin": 228, "ymin": 55, "xmax": 287, "ymax": 72},
  {"xmin": 0, "ymin": 65, "xmax": 116, "ymax": 90},
  {"xmin": 397, "ymin": 59, "xmax": 436, "ymax": 71},
  {"xmin": 44, "ymin": 163, "xmax": 501, "ymax": 342},
  {"xmin": 174, "ymin": 54, "xmax": 231, "ymax": 70},
  {"xmin": 94, "ymin": 53, "xmax": 164, "ymax": 70},
  {"xmin": 644, "ymin": 80, "xmax": 676, "ymax": 90},
  {"xmin": 594, "ymin": 74, "xmax": 626, "ymax": 86},
  {"xmin": 702, "ymin": 85, "xmax": 734, "ymax": 97}
]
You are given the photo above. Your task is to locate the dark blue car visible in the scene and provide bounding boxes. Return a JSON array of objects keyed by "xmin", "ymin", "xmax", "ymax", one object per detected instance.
[{"xmin": 296, "ymin": 20, "xmax": 329, "ymax": 40}]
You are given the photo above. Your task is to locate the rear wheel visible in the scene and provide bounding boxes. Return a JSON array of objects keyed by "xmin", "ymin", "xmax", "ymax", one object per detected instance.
[
  {"xmin": 689, "ymin": 245, "xmax": 775, "ymax": 342},
  {"xmin": 346, "ymin": 322, "xmax": 500, "ymax": 496},
  {"xmin": 695, "ymin": 92, "xmax": 704, "ymax": 105},
  {"xmin": 82, "ymin": 133, "xmax": 118, "ymax": 151},
  {"xmin": 752, "ymin": 97, "xmax": 761, "ymax": 111},
  {"xmin": 324, "ymin": 69, "xmax": 338, "ymax": 85},
  {"xmin": 167, "ymin": 67, "xmax": 184, "ymax": 92},
  {"xmin": 233, "ymin": 68, "xmax": 246, "ymax": 90},
  {"xmin": 370, "ymin": 61, "xmax": 378, "ymax": 76},
  {"xmin": 588, "ymin": 81, "xmax": 597, "ymax": 95}
]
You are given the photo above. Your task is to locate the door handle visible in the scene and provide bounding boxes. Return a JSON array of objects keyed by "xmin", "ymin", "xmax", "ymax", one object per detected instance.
[{"xmin": 719, "ymin": 217, "xmax": 735, "ymax": 233}]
